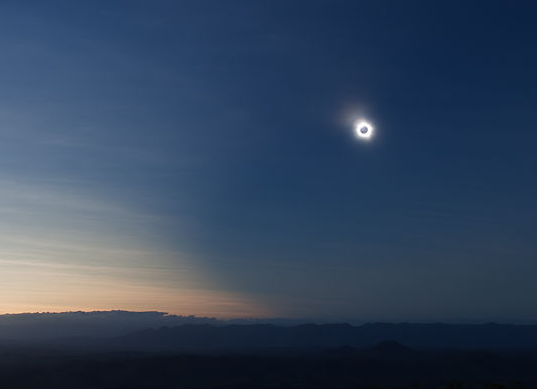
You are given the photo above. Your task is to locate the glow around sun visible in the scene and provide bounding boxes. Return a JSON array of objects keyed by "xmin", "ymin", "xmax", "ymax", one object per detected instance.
[{"xmin": 354, "ymin": 120, "xmax": 374, "ymax": 140}]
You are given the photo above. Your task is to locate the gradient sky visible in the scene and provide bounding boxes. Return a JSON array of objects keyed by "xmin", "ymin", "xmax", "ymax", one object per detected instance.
[{"xmin": 1, "ymin": 0, "xmax": 536, "ymax": 322}]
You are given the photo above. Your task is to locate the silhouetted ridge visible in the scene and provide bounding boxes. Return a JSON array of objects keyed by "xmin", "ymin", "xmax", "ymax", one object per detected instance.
[
  {"xmin": 3, "ymin": 312, "xmax": 537, "ymax": 350},
  {"xmin": 108, "ymin": 322, "xmax": 537, "ymax": 351},
  {"xmin": 369, "ymin": 340, "xmax": 409, "ymax": 352}
]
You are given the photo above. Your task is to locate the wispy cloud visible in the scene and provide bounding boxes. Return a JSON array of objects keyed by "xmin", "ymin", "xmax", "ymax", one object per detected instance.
[{"xmin": 0, "ymin": 176, "xmax": 269, "ymax": 318}]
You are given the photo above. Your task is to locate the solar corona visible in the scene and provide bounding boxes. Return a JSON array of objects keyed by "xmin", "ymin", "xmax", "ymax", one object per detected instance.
[{"xmin": 355, "ymin": 120, "xmax": 374, "ymax": 140}]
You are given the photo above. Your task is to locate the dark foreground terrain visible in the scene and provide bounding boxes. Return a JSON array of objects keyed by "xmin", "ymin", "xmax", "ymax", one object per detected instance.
[
  {"xmin": 1, "ymin": 318, "xmax": 537, "ymax": 388},
  {"xmin": 0, "ymin": 343, "xmax": 535, "ymax": 389}
]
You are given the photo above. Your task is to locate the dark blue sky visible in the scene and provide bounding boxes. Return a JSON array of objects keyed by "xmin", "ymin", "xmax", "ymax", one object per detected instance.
[{"xmin": 0, "ymin": 0, "xmax": 536, "ymax": 321}]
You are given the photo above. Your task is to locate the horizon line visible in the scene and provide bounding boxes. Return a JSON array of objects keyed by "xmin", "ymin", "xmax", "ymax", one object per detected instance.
[{"xmin": 1, "ymin": 309, "xmax": 536, "ymax": 326}]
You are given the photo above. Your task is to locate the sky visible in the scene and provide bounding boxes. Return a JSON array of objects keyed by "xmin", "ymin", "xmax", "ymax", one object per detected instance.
[{"xmin": 0, "ymin": 0, "xmax": 536, "ymax": 322}]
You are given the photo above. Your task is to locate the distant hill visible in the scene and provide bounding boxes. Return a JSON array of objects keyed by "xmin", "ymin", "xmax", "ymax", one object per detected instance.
[
  {"xmin": 0, "ymin": 311, "xmax": 219, "ymax": 340},
  {"xmin": 108, "ymin": 322, "xmax": 537, "ymax": 351},
  {"xmin": 2, "ymin": 311, "xmax": 537, "ymax": 350},
  {"xmin": 0, "ymin": 311, "xmax": 306, "ymax": 340}
]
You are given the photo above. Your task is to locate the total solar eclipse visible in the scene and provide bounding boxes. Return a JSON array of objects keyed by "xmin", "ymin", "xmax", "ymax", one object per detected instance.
[{"xmin": 355, "ymin": 120, "xmax": 374, "ymax": 140}]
